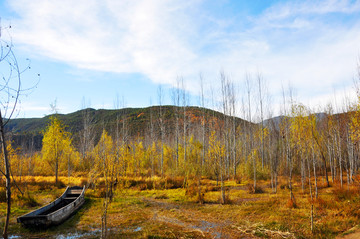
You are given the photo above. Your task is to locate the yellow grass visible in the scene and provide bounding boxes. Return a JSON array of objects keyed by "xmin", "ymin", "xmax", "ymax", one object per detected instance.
[{"xmin": 0, "ymin": 175, "xmax": 360, "ymax": 238}]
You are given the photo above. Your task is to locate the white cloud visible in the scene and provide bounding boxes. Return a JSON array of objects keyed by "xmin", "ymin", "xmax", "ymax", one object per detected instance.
[
  {"xmin": 259, "ymin": 0, "xmax": 360, "ymax": 25},
  {"xmin": 9, "ymin": 0, "xmax": 200, "ymax": 84},
  {"xmin": 16, "ymin": 101, "xmax": 49, "ymax": 118},
  {"xmin": 6, "ymin": 0, "xmax": 360, "ymax": 116}
]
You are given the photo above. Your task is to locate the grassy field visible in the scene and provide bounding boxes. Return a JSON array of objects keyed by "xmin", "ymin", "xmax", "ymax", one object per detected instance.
[{"xmin": 1, "ymin": 176, "xmax": 360, "ymax": 238}]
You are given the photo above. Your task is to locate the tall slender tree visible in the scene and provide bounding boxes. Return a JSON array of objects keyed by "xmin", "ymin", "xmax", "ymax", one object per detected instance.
[
  {"xmin": 80, "ymin": 98, "xmax": 94, "ymax": 170},
  {"xmin": 42, "ymin": 116, "xmax": 73, "ymax": 185},
  {"xmin": 0, "ymin": 20, "xmax": 38, "ymax": 239},
  {"xmin": 171, "ymin": 78, "xmax": 182, "ymax": 169},
  {"xmin": 158, "ymin": 85, "xmax": 165, "ymax": 177}
]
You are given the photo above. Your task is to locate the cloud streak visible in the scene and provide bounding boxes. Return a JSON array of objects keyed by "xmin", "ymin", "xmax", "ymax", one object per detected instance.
[{"xmin": 6, "ymin": 0, "xmax": 360, "ymax": 113}]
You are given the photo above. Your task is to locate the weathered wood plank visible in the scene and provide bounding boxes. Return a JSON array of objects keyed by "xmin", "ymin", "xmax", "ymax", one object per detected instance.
[{"xmin": 17, "ymin": 185, "xmax": 86, "ymax": 227}]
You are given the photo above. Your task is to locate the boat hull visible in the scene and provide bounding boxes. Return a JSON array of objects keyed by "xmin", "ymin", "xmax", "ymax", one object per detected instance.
[{"xmin": 17, "ymin": 186, "xmax": 85, "ymax": 227}]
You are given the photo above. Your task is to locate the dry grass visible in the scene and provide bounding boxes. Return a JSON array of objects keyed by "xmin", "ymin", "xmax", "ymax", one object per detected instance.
[{"xmin": 1, "ymin": 175, "xmax": 360, "ymax": 238}]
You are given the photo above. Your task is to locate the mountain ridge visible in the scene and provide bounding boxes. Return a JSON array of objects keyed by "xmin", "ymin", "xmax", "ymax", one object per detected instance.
[{"xmin": 5, "ymin": 105, "xmax": 253, "ymax": 151}]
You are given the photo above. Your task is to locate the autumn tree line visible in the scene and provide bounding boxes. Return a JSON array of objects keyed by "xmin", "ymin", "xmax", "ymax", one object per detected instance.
[{"xmin": 3, "ymin": 71, "xmax": 360, "ymax": 205}]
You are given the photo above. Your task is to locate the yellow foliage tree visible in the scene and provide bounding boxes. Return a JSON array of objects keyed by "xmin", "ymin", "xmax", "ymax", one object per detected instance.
[
  {"xmin": 187, "ymin": 135, "xmax": 204, "ymax": 203},
  {"xmin": 93, "ymin": 130, "xmax": 114, "ymax": 179},
  {"xmin": 5, "ymin": 141, "xmax": 19, "ymax": 177},
  {"xmin": 129, "ymin": 140, "xmax": 146, "ymax": 176},
  {"xmin": 207, "ymin": 131, "xmax": 224, "ymax": 181},
  {"xmin": 92, "ymin": 129, "xmax": 116, "ymax": 238},
  {"xmin": 42, "ymin": 116, "xmax": 73, "ymax": 184},
  {"xmin": 290, "ymin": 104, "xmax": 314, "ymax": 156},
  {"xmin": 207, "ymin": 131, "xmax": 226, "ymax": 203},
  {"xmin": 350, "ymin": 99, "xmax": 360, "ymax": 143},
  {"xmin": 290, "ymin": 104, "xmax": 314, "ymax": 194}
]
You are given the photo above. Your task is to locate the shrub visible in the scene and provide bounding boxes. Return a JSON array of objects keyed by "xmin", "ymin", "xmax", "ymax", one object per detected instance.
[
  {"xmin": 80, "ymin": 178, "xmax": 88, "ymax": 187},
  {"xmin": 235, "ymin": 176, "xmax": 242, "ymax": 184},
  {"xmin": 165, "ymin": 176, "xmax": 184, "ymax": 189},
  {"xmin": 197, "ymin": 192, "xmax": 204, "ymax": 204},
  {"xmin": 286, "ymin": 196, "xmax": 297, "ymax": 208},
  {"xmin": 154, "ymin": 193, "xmax": 169, "ymax": 199},
  {"xmin": 123, "ymin": 177, "xmax": 156, "ymax": 190},
  {"xmin": 332, "ymin": 186, "xmax": 360, "ymax": 201},
  {"xmin": 120, "ymin": 176, "xmax": 185, "ymax": 191},
  {"xmin": 314, "ymin": 197, "xmax": 328, "ymax": 209},
  {"xmin": 280, "ymin": 184, "xmax": 288, "ymax": 190},
  {"xmin": 185, "ymin": 183, "xmax": 198, "ymax": 197},
  {"xmin": 18, "ymin": 193, "xmax": 40, "ymax": 207},
  {"xmin": 218, "ymin": 191, "xmax": 232, "ymax": 204},
  {"xmin": 239, "ymin": 156, "xmax": 270, "ymax": 181},
  {"xmin": 97, "ymin": 188, "xmax": 107, "ymax": 198},
  {"xmin": 247, "ymin": 184, "xmax": 264, "ymax": 194},
  {"xmin": 55, "ymin": 180, "xmax": 66, "ymax": 189},
  {"xmin": 137, "ymin": 182, "xmax": 149, "ymax": 191},
  {"xmin": 205, "ymin": 185, "xmax": 220, "ymax": 192}
]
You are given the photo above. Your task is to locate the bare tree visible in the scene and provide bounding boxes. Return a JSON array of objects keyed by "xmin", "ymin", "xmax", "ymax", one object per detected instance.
[
  {"xmin": 117, "ymin": 96, "xmax": 129, "ymax": 176},
  {"xmin": 229, "ymin": 82, "xmax": 237, "ymax": 179},
  {"xmin": 245, "ymin": 74, "xmax": 256, "ymax": 190},
  {"xmin": 257, "ymin": 72, "xmax": 266, "ymax": 168},
  {"xmin": 148, "ymin": 99, "xmax": 156, "ymax": 178},
  {"xmin": 198, "ymin": 73, "xmax": 207, "ymax": 204},
  {"xmin": 0, "ymin": 20, "xmax": 38, "ymax": 238},
  {"xmin": 181, "ymin": 79, "xmax": 188, "ymax": 164},
  {"xmin": 199, "ymin": 74, "xmax": 206, "ymax": 169},
  {"xmin": 158, "ymin": 85, "xmax": 165, "ymax": 177},
  {"xmin": 171, "ymin": 77, "xmax": 182, "ymax": 170},
  {"xmin": 220, "ymin": 71, "xmax": 234, "ymax": 203},
  {"xmin": 283, "ymin": 85, "xmax": 295, "ymax": 201},
  {"xmin": 80, "ymin": 97, "xmax": 94, "ymax": 170}
]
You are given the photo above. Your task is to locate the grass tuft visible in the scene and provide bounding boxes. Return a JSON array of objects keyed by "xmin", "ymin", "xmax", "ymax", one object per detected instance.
[
  {"xmin": 154, "ymin": 193, "xmax": 168, "ymax": 199},
  {"xmin": 17, "ymin": 193, "xmax": 40, "ymax": 208},
  {"xmin": 286, "ymin": 196, "xmax": 297, "ymax": 209},
  {"xmin": 332, "ymin": 185, "xmax": 359, "ymax": 202},
  {"xmin": 55, "ymin": 180, "xmax": 66, "ymax": 188},
  {"xmin": 247, "ymin": 184, "xmax": 265, "ymax": 194}
]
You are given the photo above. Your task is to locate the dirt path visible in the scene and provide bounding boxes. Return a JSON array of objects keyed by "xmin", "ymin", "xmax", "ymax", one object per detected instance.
[
  {"xmin": 336, "ymin": 225, "xmax": 360, "ymax": 239},
  {"xmin": 141, "ymin": 197, "xmax": 298, "ymax": 239},
  {"xmin": 142, "ymin": 197, "xmax": 257, "ymax": 238}
]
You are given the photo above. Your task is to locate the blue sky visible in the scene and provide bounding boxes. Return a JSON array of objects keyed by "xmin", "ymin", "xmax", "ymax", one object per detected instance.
[{"xmin": 0, "ymin": 0, "xmax": 360, "ymax": 119}]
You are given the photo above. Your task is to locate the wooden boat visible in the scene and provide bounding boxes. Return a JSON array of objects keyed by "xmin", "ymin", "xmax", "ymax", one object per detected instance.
[{"xmin": 17, "ymin": 185, "xmax": 86, "ymax": 227}]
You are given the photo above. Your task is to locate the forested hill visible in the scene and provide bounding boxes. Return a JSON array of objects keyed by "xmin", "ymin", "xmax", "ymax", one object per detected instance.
[{"xmin": 5, "ymin": 106, "xmax": 253, "ymax": 151}]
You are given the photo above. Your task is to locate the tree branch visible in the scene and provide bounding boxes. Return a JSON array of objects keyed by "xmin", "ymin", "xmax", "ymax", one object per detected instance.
[{"xmin": 9, "ymin": 165, "xmax": 23, "ymax": 196}]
